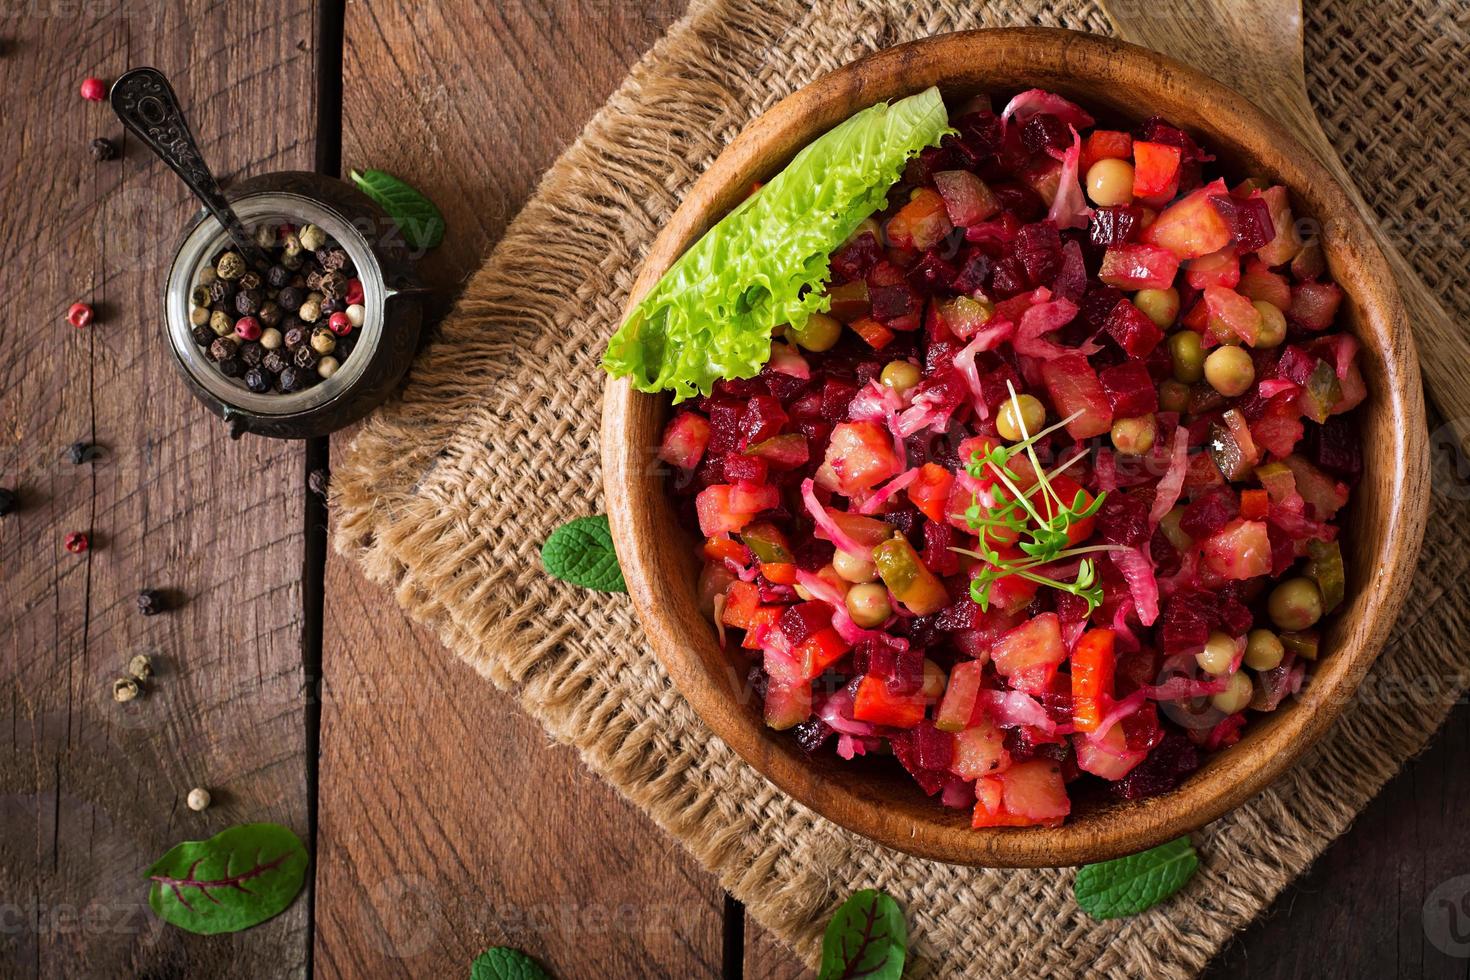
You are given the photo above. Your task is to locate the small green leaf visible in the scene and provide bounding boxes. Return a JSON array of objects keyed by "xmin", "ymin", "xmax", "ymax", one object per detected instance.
[
  {"xmin": 541, "ymin": 515, "xmax": 626, "ymax": 592},
  {"xmin": 145, "ymin": 823, "xmax": 308, "ymax": 934},
  {"xmin": 1074, "ymin": 836, "xmax": 1200, "ymax": 920},
  {"xmin": 470, "ymin": 946, "xmax": 553, "ymax": 980},
  {"xmin": 349, "ymin": 168, "xmax": 446, "ymax": 250},
  {"xmin": 818, "ymin": 888, "xmax": 907, "ymax": 980}
]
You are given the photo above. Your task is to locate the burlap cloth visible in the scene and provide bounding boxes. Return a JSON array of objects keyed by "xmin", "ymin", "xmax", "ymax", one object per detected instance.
[{"xmin": 332, "ymin": 1, "xmax": 1470, "ymax": 975}]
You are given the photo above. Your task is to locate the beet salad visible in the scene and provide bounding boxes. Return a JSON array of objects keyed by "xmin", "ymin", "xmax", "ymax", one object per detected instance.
[{"xmin": 605, "ymin": 87, "xmax": 1363, "ymax": 829}]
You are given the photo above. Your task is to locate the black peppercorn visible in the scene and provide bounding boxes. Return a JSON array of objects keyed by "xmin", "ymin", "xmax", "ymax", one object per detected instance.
[
  {"xmin": 318, "ymin": 270, "xmax": 346, "ymax": 300},
  {"xmin": 218, "ymin": 356, "xmax": 243, "ymax": 378},
  {"xmin": 208, "ymin": 279, "xmax": 234, "ymax": 306},
  {"xmin": 238, "ymin": 271, "xmax": 262, "ymax": 292},
  {"xmin": 320, "ymin": 297, "xmax": 344, "ymax": 315},
  {"xmin": 335, "ymin": 332, "xmax": 358, "ymax": 360},
  {"xmin": 190, "ymin": 324, "xmax": 214, "ymax": 347},
  {"xmin": 292, "ymin": 345, "xmax": 319, "ymax": 370},
  {"xmin": 244, "ymin": 368, "xmax": 272, "ymax": 393},
  {"xmin": 316, "ymin": 247, "xmax": 349, "ymax": 272},
  {"xmin": 66, "ymin": 441, "xmax": 103, "ymax": 465},
  {"xmin": 283, "ymin": 326, "xmax": 307, "ymax": 350},
  {"xmin": 89, "ymin": 137, "xmax": 117, "ymax": 162},
  {"xmin": 261, "ymin": 349, "xmax": 290, "ymax": 375},
  {"xmin": 208, "ymin": 337, "xmax": 238, "ymax": 362},
  {"xmin": 234, "ymin": 289, "xmax": 262, "ymax": 316},
  {"xmin": 257, "ymin": 301, "xmax": 282, "ymax": 328},
  {"xmin": 304, "ymin": 270, "xmax": 324, "ymax": 293},
  {"xmin": 0, "ymin": 488, "xmax": 16, "ymax": 516},
  {"xmin": 238, "ymin": 341, "xmax": 264, "ymax": 368},
  {"xmin": 277, "ymin": 286, "xmax": 303, "ymax": 312},
  {"xmin": 267, "ymin": 265, "xmax": 291, "ymax": 289},
  {"xmin": 277, "ymin": 366, "xmax": 305, "ymax": 393},
  {"xmin": 136, "ymin": 589, "xmax": 166, "ymax": 616}
]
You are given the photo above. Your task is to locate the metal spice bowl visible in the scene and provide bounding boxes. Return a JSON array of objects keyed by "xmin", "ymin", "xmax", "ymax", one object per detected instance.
[{"xmin": 164, "ymin": 171, "xmax": 425, "ymax": 439}]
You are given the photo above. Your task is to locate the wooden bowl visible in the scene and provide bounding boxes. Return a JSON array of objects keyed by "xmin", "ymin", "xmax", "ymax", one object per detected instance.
[{"xmin": 601, "ymin": 28, "xmax": 1429, "ymax": 866}]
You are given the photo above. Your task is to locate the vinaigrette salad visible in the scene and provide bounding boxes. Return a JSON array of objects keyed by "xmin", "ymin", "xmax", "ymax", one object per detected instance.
[{"xmin": 620, "ymin": 89, "xmax": 1361, "ymax": 827}]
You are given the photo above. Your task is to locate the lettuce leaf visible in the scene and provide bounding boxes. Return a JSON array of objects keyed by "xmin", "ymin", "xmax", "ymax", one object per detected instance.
[{"xmin": 603, "ymin": 87, "xmax": 952, "ymax": 402}]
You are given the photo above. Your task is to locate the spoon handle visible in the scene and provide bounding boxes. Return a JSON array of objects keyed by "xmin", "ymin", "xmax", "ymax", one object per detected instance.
[{"xmin": 109, "ymin": 67, "xmax": 271, "ymax": 268}]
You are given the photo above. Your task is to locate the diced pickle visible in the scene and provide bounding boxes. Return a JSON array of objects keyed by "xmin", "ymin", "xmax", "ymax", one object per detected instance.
[
  {"xmin": 1208, "ymin": 420, "xmax": 1252, "ymax": 480},
  {"xmin": 1279, "ymin": 630, "xmax": 1320, "ymax": 661},
  {"xmin": 872, "ymin": 536, "xmax": 949, "ymax": 615},
  {"xmin": 1300, "ymin": 360, "xmax": 1343, "ymax": 423},
  {"xmin": 1304, "ymin": 538, "xmax": 1345, "ymax": 612},
  {"xmin": 741, "ymin": 522, "xmax": 793, "ymax": 564}
]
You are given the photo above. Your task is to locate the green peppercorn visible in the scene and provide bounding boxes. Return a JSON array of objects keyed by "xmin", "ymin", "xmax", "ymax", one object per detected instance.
[
  {"xmin": 190, "ymin": 285, "xmax": 211, "ymax": 307},
  {"xmin": 281, "ymin": 249, "xmax": 305, "ymax": 271},
  {"xmin": 209, "ymin": 310, "xmax": 233, "ymax": 337},
  {"xmin": 189, "ymin": 305, "xmax": 210, "ymax": 327},
  {"xmin": 252, "ymin": 222, "xmax": 276, "ymax": 250},
  {"xmin": 216, "ymin": 251, "xmax": 245, "ymax": 281},
  {"xmin": 281, "ymin": 231, "xmax": 303, "ymax": 257},
  {"xmin": 196, "ymin": 266, "xmax": 218, "ymax": 288},
  {"xmin": 298, "ymin": 224, "xmax": 327, "ymax": 252}
]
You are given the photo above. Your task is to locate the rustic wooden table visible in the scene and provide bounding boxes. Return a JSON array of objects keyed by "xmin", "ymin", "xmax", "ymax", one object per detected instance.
[{"xmin": 3, "ymin": 2, "xmax": 1467, "ymax": 978}]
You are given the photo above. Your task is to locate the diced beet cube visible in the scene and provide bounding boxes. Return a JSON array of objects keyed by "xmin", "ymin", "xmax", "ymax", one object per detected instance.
[
  {"xmin": 1275, "ymin": 345, "xmax": 1321, "ymax": 386},
  {"xmin": 829, "ymin": 230, "xmax": 882, "ymax": 283},
  {"xmin": 1081, "ymin": 285, "xmax": 1125, "ymax": 331},
  {"xmin": 991, "ymin": 181, "xmax": 1046, "ymax": 221},
  {"xmin": 978, "ymin": 364, "xmax": 1022, "ymax": 411},
  {"xmin": 1012, "ymin": 220, "xmax": 1063, "ymax": 287},
  {"xmin": 914, "ymin": 720, "xmax": 956, "ymax": 771},
  {"xmin": 1021, "ymin": 112, "xmax": 1070, "ymax": 154},
  {"xmin": 778, "ymin": 601, "xmax": 834, "ymax": 647},
  {"xmin": 706, "ymin": 401, "xmax": 743, "ymax": 454},
  {"xmin": 1089, "ymin": 205, "xmax": 1144, "ymax": 247},
  {"xmin": 890, "ymin": 729, "xmax": 949, "ymax": 796},
  {"xmin": 1098, "ymin": 360, "xmax": 1160, "ymax": 418},
  {"xmin": 887, "ymin": 645, "xmax": 926, "ymax": 696},
  {"xmin": 1134, "ymin": 116, "xmax": 1211, "ymax": 163},
  {"xmin": 907, "ymin": 249, "xmax": 959, "ymax": 292},
  {"xmin": 740, "ymin": 394, "xmax": 788, "ymax": 445},
  {"xmin": 792, "ymin": 717, "xmax": 832, "ymax": 754},
  {"xmin": 955, "ymin": 110, "xmax": 1003, "ymax": 156},
  {"xmin": 819, "ymin": 378, "xmax": 859, "ymax": 423},
  {"xmin": 937, "ymin": 598, "xmax": 983, "ymax": 632},
  {"xmin": 1209, "ymin": 194, "xmax": 1275, "ymax": 252},
  {"xmin": 870, "ymin": 282, "xmax": 920, "ymax": 324},
  {"xmin": 1160, "ymin": 594, "xmax": 1211, "ymax": 654},
  {"xmin": 1180, "ymin": 486, "xmax": 1239, "ymax": 539},
  {"xmin": 711, "ymin": 377, "xmax": 766, "ymax": 400},
  {"xmin": 1216, "ymin": 594, "xmax": 1253, "ymax": 636},
  {"xmin": 913, "ymin": 369, "xmax": 967, "ymax": 417},
  {"xmin": 921, "ymin": 519, "xmax": 959, "ymax": 576},
  {"xmin": 881, "ymin": 507, "xmax": 925, "ymax": 549},
  {"xmin": 950, "ymin": 248, "xmax": 993, "ymax": 294},
  {"xmin": 989, "ymin": 255, "xmax": 1029, "ymax": 296},
  {"xmin": 1104, "ymin": 299, "xmax": 1166, "ymax": 358},
  {"xmin": 721, "ymin": 452, "xmax": 768, "ymax": 484},
  {"xmin": 1113, "ymin": 734, "xmax": 1200, "ymax": 801},
  {"xmin": 1097, "ymin": 491, "xmax": 1151, "ymax": 547},
  {"xmin": 794, "ymin": 537, "xmax": 835, "ymax": 572},
  {"xmin": 1307, "ymin": 416, "xmax": 1363, "ymax": 478}
]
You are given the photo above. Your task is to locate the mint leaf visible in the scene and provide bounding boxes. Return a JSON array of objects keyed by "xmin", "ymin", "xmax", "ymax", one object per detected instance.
[
  {"xmin": 1074, "ymin": 836, "xmax": 1199, "ymax": 920},
  {"xmin": 541, "ymin": 515, "xmax": 626, "ymax": 592},
  {"xmin": 349, "ymin": 168, "xmax": 445, "ymax": 250},
  {"xmin": 145, "ymin": 823, "xmax": 308, "ymax": 934},
  {"xmin": 470, "ymin": 946, "xmax": 552, "ymax": 980},
  {"xmin": 818, "ymin": 888, "xmax": 906, "ymax": 980}
]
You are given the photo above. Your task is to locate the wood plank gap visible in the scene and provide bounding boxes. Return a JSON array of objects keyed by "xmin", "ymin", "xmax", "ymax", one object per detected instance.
[
  {"xmin": 306, "ymin": 1, "xmax": 347, "ymax": 977},
  {"xmin": 723, "ymin": 893, "xmax": 745, "ymax": 980}
]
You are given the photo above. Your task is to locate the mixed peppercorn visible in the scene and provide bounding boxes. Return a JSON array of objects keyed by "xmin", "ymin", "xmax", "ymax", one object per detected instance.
[{"xmin": 188, "ymin": 223, "xmax": 365, "ymax": 395}]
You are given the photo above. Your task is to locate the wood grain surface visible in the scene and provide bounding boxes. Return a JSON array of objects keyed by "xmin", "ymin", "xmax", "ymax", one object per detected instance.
[
  {"xmin": 312, "ymin": 3, "xmax": 726, "ymax": 979},
  {"xmin": 0, "ymin": 1, "xmax": 318, "ymax": 977},
  {"xmin": 4, "ymin": 2, "xmax": 1468, "ymax": 979}
]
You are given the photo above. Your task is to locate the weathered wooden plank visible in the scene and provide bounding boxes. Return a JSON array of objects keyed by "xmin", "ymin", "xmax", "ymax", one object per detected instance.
[
  {"xmin": 317, "ymin": 3, "xmax": 723, "ymax": 978},
  {"xmin": 0, "ymin": 2, "xmax": 318, "ymax": 977}
]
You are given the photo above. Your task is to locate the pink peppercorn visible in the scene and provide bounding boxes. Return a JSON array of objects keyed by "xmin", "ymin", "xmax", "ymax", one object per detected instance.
[
  {"xmin": 327, "ymin": 312, "xmax": 352, "ymax": 336},
  {"xmin": 80, "ymin": 77, "xmax": 106, "ymax": 102},
  {"xmin": 234, "ymin": 316, "xmax": 262, "ymax": 341},
  {"xmin": 344, "ymin": 278, "xmax": 364, "ymax": 306},
  {"xmin": 67, "ymin": 303, "xmax": 94, "ymax": 328},
  {"xmin": 64, "ymin": 531, "xmax": 89, "ymax": 554}
]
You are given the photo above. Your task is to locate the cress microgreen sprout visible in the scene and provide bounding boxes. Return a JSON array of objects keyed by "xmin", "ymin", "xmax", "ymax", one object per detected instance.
[{"xmin": 951, "ymin": 383, "xmax": 1122, "ymax": 614}]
